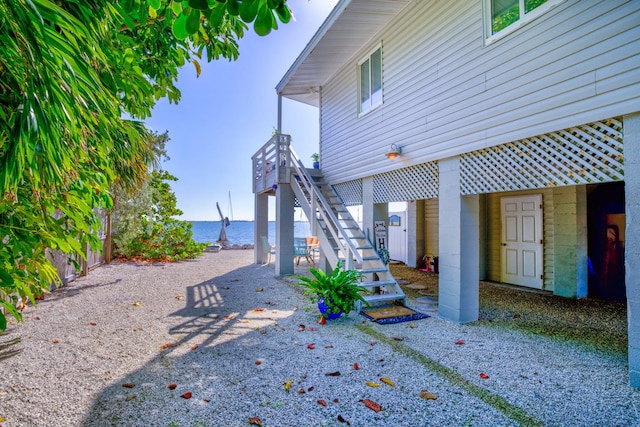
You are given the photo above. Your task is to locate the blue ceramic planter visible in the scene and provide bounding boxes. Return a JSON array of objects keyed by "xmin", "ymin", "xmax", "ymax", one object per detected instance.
[{"xmin": 317, "ymin": 298, "xmax": 342, "ymax": 320}]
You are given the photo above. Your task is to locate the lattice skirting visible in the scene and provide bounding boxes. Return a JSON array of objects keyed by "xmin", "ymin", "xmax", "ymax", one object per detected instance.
[
  {"xmin": 334, "ymin": 179, "xmax": 363, "ymax": 206},
  {"xmin": 373, "ymin": 162, "xmax": 438, "ymax": 203},
  {"xmin": 460, "ymin": 118, "xmax": 624, "ymax": 195}
]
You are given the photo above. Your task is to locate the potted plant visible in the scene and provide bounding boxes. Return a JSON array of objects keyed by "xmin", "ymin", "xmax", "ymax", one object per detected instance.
[
  {"xmin": 310, "ymin": 152, "xmax": 320, "ymax": 169},
  {"xmin": 296, "ymin": 261, "xmax": 369, "ymax": 321}
]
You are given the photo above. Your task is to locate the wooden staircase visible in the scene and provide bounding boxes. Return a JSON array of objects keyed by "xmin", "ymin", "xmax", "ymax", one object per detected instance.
[{"xmin": 288, "ymin": 148, "xmax": 406, "ymax": 311}]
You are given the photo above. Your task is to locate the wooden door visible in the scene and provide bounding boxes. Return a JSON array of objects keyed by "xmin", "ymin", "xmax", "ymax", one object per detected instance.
[{"xmin": 501, "ymin": 195, "xmax": 543, "ymax": 289}]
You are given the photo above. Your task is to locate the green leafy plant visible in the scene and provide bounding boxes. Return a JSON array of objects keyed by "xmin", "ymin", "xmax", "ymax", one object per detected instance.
[
  {"xmin": 310, "ymin": 152, "xmax": 320, "ymax": 163},
  {"xmin": 296, "ymin": 261, "xmax": 369, "ymax": 318}
]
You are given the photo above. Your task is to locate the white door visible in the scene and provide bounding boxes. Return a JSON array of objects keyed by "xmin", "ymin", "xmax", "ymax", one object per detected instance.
[
  {"xmin": 501, "ymin": 195, "xmax": 543, "ymax": 289},
  {"xmin": 388, "ymin": 211, "xmax": 407, "ymax": 264}
]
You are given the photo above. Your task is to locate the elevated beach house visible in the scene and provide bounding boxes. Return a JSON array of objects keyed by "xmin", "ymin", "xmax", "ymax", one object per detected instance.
[{"xmin": 252, "ymin": 0, "xmax": 640, "ymax": 387}]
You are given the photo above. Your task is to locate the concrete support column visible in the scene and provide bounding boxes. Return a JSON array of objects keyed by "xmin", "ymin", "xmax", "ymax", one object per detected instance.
[
  {"xmin": 552, "ymin": 185, "xmax": 588, "ymax": 298},
  {"xmin": 362, "ymin": 178, "xmax": 375, "ymax": 243},
  {"xmin": 438, "ymin": 157, "xmax": 480, "ymax": 323},
  {"xmin": 407, "ymin": 200, "xmax": 425, "ymax": 268},
  {"xmin": 275, "ymin": 183, "xmax": 295, "ymax": 276},
  {"xmin": 254, "ymin": 192, "xmax": 269, "ymax": 264},
  {"xmin": 625, "ymin": 112, "xmax": 640, "ymax": 388}
]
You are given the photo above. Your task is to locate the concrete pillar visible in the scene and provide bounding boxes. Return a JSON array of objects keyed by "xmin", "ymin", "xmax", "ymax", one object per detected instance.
[
  {"xmin": 438, "ymin": 157, "xmax": 480, "ymax": 323},
  {"xmin": 362, "ymin": 178, "xmax": 375, "ymax": 243},
  {"xmin": 407, "ymin": 200, "xmax": 425, "ymax": 268},
  {"xmin": 552, "ymin": 185, "xmax": 588, "ymax": 298},
  {"xmin": 275, "ymin": 182, "xmax": 295, "ymax": 276},
  {"xmin": 625, "ymin": 112, "xmax": 640, "ymax": 388},
  {"xmin": 254, "ymin": 192, "xmax": 269, "ymax": 264}
]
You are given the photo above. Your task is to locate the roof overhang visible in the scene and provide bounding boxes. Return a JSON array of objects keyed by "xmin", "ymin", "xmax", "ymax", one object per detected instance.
[{"xmin": 276, "ymin": 0, "xmax": 411, "ymax": 107}]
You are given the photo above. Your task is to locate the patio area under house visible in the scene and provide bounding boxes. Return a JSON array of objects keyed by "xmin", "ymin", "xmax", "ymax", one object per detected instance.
[{"xmin": 252, "ymin": 0, "xmax": 640, "ymax": 387}]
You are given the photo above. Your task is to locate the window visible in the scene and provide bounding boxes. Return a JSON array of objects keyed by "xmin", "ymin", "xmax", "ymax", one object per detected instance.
[
  {"xmin": 358, "ymin": 45, "xmax": 382, "ymax": 115},
  {"xmin": 485, "ymin": 0, "xmax": 563, "ymax": 42}
]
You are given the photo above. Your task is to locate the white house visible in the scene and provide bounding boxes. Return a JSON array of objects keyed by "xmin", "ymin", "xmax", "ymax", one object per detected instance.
[{"xmin": 253, "ymin": 0, "xmax": 640, "ymax": 387}]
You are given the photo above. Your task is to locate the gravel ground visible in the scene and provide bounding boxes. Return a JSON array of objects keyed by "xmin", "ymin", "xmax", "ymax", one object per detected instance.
[{"xmin": 1, "ymin": 250, "xmax": 638, "ymax": 427}]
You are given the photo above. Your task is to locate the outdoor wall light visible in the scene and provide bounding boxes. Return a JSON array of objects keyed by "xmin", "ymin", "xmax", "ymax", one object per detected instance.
[{"xmin": 386, "ymin": 143, "xmax": 402, "ymax": 160}]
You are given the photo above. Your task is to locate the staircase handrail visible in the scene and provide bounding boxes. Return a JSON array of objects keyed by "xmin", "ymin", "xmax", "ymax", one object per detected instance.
[{"xmin": 288, "ymin": 146, "xmax": 364, "ymax": 268}]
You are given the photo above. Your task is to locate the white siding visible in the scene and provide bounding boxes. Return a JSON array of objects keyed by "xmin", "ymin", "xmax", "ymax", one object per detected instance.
[{"xmin": 320, "ymin": 0, "xmax": 640, "ymax": 185}]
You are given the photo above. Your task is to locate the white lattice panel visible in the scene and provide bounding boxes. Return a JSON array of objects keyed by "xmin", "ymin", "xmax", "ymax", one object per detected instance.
[
  {"xmin": 334, "ymin": 179, "xmax": 362, "ymax": 206},
  {"xmin": 373, "ymin": 162, "xmax": 438, "ymax": 203},
  {"xmin": 460, "ymin": 118, "xmax": 624, "ymax": 195}
]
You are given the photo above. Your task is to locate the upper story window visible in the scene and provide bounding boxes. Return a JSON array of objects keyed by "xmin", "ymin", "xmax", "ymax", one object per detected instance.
[
  {"xmin": 358, "ymin": 45, "xmax": 383, "ymax": 115},
  {"xmin": 485, "ymin": 0, "xmax": 564, "ymax": 44}
]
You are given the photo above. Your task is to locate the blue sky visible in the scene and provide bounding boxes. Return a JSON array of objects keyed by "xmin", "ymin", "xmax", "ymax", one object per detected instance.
[{"xmin": 145, "ymin": 0, "xmax": 339, "ymax": 221}]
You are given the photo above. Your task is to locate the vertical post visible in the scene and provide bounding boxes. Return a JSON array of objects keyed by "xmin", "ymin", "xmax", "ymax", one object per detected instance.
[
  {"xmin": 105, "ymin": 213, "xmax": 112, "ymax": 264},
  {"xmin": 277, "ymin": 94, "xmax": 283, "ymax": 133},
  {"xmin": 254, "ymin": 192, "xmax": 269, "ymax": 264},
  {"xmin": 438, "ymin": 157, "xmax": 480, "ymax": 323},
  {"xmin": 275, "ymin": 182, "xmax": 295, "ymax": 276},
  {"xmin": 625, "ymin": 112, "xmax": 640, "ymax": 388}
]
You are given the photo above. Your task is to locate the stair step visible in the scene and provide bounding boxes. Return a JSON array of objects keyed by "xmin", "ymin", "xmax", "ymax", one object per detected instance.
[
  {"xmin": 362, "ymin": 293, "xmax": 406, "ymax": 304},
  {"xmin": 357, "ymin": 267, "xmax": 389, "ymax": 274},
  {"xmin": 360, "ymin": 280, "xmax": 397, "ymax": 288}
]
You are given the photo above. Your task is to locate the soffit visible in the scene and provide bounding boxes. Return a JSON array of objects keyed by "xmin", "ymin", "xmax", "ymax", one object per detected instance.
[{"xmin": 277, "ymin": 0, "xmax": 411, "ymax": 107}]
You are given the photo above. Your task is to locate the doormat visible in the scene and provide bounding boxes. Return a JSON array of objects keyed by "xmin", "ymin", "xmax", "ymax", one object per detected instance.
[{"xmin": 361, "ymin": 305, "xmax": 430, "ymax": 324}]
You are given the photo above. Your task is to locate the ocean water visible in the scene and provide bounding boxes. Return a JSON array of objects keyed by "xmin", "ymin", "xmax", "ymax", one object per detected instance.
[{"xmin": 190, "ymin": 221, "xmax": 311, "ymax": 246}]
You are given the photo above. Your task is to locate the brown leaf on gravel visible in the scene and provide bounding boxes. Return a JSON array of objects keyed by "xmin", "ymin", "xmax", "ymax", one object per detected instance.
[
  {"xmin": 298, "ymin": 324, "xmax": 306, "ymax": 332},
  {"xmin": 420, "ymin": 390, "xmax": 437, "ymax": 400},
  {"xmin": 249, "ymin": 416, "xmax": 263, "ymax": 426},
  {"xmin": 353, "ymin": 363, "xmax": 360, "ymax": 370},
  {"xmin": 255, "ymin": 288, "xmax": 263, "ymax": 292},
  {"xmin": 89, "ymin": 322, "xmax": 97, "ymax": 326},
  {"xmin": 409, "ymin": 323, "xmax": 417, "ymax": 328},
  {"xmin": 255, "ymin": 360, "xmax": 262, "ymax": 365},
  {"xmin": 480, "ymin": 373, "xmax": 489, "ymax": 379},
  {"xmin": 307, "ymin": 343, "xmax": 315, "ymax": 350},
  {"xmin": 454, "ymin": 340, "xmax": 465, "ymax": 345},
  {"xmin": 380, "ymin": 377, "xmax": 395, "ymax": 387},
  {"xmin": 298, "ymin": 388, "xmax": 305, "ymax": 394},
  {"xmin": 333, "ymin": 398, "xmax": 339, "ymax": 403},
  {"xmin": 180, "ymin": 392, "xmax": 192, "ymax": 399},
  {"xmin": 360, "ymin": 399, "xmax": 382, "ymax": 412},
  {"xmin": 393, "ymin": 337, "xmax": 403, "ymax": 341},
  {"xmin": 307, "ymin": 386, "xmax": 315, "ymax": 392},
  {"xmin": 122, "ymin": 383, "xmax": 135, "ymax": 388},
  {"xmin": 190, "ymin": 344, "xmax": 200, "ymax": 351},
  {"xmin": 325, "ymin": 345, "xmax": 334, "ymax": 348},
  {"xmin": 52, "ymin": 339, "xmax": 59, "ymax": 344},
  {"xmin": 160, "ymin": 343, "xmax": 177, "ymax": 350},
  {"xmin": 175, "ymin": 295, "xmax": 184, "ymax": 300},
  {"xmin": 325, "ymin": 371, "xmax": 341, "ymax": 377},
  {"xmin": 252, "ymin": 308, "xmax": 266, "ymax": 313},
  {"xmin": 284, "ymin": 379, "xmax": 293, "ymax": 392},
  {"xmin": 132, "ymin": 301, "xmax": 141, "ymax": 306},
  {"xmin": 317, "ymin": 399, "xmax": 327, "ymax": 406},
  {"xmin": 168, "ymin": 384, "xmax": 177, "ymax": 390},
  {"xmin": 224, "ymin": 314, "xmax": 236, "ymax": 320}
]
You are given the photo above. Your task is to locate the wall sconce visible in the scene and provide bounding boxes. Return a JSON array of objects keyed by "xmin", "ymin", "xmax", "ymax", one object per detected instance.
[{"xmin": 386, "ymin": 143, "xmax": 402, "ymax": 160}]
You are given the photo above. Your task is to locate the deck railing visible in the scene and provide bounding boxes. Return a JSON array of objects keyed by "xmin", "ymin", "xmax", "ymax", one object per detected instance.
[{"xmin": 252, "ymin": 134, "xmax": 291, "ymax": 194}]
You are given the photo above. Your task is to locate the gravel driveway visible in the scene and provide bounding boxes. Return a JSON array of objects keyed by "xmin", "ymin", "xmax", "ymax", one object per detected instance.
[{"xmin": 0, "ymin": 250, "xmax": 638, "ymax": 426}]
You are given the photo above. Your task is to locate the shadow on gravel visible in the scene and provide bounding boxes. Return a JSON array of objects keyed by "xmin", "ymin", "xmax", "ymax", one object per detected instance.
[
  {"xmin": 0, "ymin": 334, "xmax": 22, "ymax": 360},
  {"xmin": 80, "ymin": 264, "xmax": 295, "ymax": 426}
]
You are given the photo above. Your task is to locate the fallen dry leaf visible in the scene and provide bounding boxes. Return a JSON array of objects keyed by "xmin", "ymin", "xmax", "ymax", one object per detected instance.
[
  {"xmin": 224, "ymin": 314, "xmax": 236, "ymax": 320},
  {"xmin": 380, "ymin": 377, "xmax": 395, "ymax": 387},
  {"xmin": 255, "ymin": 288, "xmax": 263, "ymax": 292},
  {"xmin": 325, "ymin": 345, "xmax": 334, "ymax": 348},
  {"xmin": 307, "ymin": 386, "xmax": 315, "ymax": 392},
  {"xmin": 132, "ymin": 301, "xmax": 141, "ymax": 306},
  {"xmin": 317, "ymin": 399, "xmax": 327, "ymax": 407},
  {"xmin": 454, "ymin": 340, "xmax": 465, "ymax": 345},
  {"xmin": 333, "ymin": 398, "xmax": 339, "ymax": 403},
  {"xmin": 409, "ymin": 323, "xmax": 418, "ymax": 328},
  {"xmin": 89, "ymin": 322, "xmax": 97, "ymax": 326},
  {"xmin": 252, "ymin": 308, "xmax": 266, "ymax": 313},
  {"xmin": 480, "ymin": 373, "xmax": 489, "ymax": 379},
  {"xmin": 307, "ymin": 343, "xmax": 315, "ymax": 350},
  {"xmin": 284, "ymin": 379, "xmax": 293, "ymax": 392},
  {"xmin": 420, "ymin": 390, "xmax": 437, "ymax": 400},
  {"xmin": 298, "ymin": 388, "xmax": 305, "ymax": 394},
  {"xmin": 393, "ymin": 337, "xmax": 403, "ymax": 341},
  {"xmin": 366, "ymin": 381, "xmax": 381, "ymax": 387},
  {"xmin": 175, "ymin": 295, "xmax": 184, "ymax": 300},
  {"xmin": 255, "ymin": 360, "xmax": 262, "ymax": 365},
  {"xmin": 160, "ymin": 343, "xmax": 177, "ymax": 350},
  {"xmin": 180, "ymin": 392, "xmax": 192, "ymax": 399},
  {"xmin": 190, "ymin": 344, "xmax": 199, "ymax": 351},
  {"xmin": 249, "ymin": 416, "xmax": 263, "ymax": 426},
  {"xmin": 52, "ymin": 339, "xmax": 59, "ymax": 344},
  {"xmin": 360, "ymin": 399, "xmax": 382, "ymax": 412},
  {"xmin": 122, "ymin": 383, "xmax": 135, "ymax": 388},
  {"xmin": 298, "ymin": 324, "xmax": 306, "ymax": 332},
  {"xmin": 168, "ymin": 384, "xmax": 177, "ymax": 390},
  {"xmin": 353, "ymin": 363, "xmax": 360, "ymax": 370},
  {"xmin": 325, "ymin": 371, "xmax": 341, "ymax": 377}
]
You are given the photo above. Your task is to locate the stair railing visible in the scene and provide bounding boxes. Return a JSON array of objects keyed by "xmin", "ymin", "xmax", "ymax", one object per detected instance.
[{"xmin": 288, "ymin": 146, "xmax": 364, "ymax": 270}]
